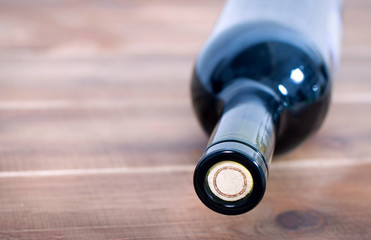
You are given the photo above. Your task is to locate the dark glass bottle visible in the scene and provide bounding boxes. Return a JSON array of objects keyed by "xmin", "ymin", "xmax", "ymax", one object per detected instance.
[{"xmin": 191, "ymin": 1, "xmax": 342, "ymax": 215}]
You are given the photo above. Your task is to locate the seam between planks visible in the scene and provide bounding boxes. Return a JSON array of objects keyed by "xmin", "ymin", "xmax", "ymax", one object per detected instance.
[
  {"xmin": 0, "ymin": 99, "xmax": 185, "ymax": 110},
  {"xmin": 0, "ymin": 93, "xmax": 369, "ymax": 110},
  {"xmin": 0, "ymin": 165, "xmax": 195, "ymax": 178},
  {"xmin": 0, "ymin": 158, "xmax": 371, "ymax": 178}
]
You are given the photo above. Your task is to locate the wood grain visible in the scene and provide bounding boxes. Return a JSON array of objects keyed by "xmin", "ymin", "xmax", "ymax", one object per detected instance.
[
  {"xmin": 0, "ymin": 0, "xmax": 371, "ymax": 239},
  {"xmin": 0, "ymin": 162, "xmax": 370, "ymax": 239}
]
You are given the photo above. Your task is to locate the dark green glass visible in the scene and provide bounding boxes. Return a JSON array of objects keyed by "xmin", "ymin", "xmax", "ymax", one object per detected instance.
[{"xmin": 191, "ymin": 22, "xmax": 333, "ymax": 215}]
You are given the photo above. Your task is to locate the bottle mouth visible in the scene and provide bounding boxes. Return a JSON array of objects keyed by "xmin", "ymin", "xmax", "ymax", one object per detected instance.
[
  {"xmin": 193, "ymin": 141, "xmax": 267, "ymax": 215},
  {"xmin": 207, "ymin": 161, "xmax": 253, "ymax": 202}
]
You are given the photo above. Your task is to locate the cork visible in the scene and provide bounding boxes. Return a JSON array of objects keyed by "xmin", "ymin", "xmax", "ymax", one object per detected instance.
[{"xmin": 207, "ymin": 161, "xmax": 253, "ymax": 202}]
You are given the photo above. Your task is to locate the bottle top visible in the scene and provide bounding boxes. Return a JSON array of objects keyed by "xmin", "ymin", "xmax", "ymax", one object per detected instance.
[{"xmin": 207, "ymin": 161, "xmax": 253, "ymax": 202}]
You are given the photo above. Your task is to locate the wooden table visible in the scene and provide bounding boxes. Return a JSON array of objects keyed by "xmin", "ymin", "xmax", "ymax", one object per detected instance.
[{"xmin": 0, "ymin": 0, "xmax": 370, "ymax": 239}]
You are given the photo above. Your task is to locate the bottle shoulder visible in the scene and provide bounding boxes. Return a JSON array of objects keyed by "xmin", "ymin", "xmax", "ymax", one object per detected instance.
[
  {"xmin": 196, "ymin": 22, "xmax": 330, "ymax": 107},
  {"xmin": 192, "ymin": 22, "xmax": 332, "ymax": 153}
]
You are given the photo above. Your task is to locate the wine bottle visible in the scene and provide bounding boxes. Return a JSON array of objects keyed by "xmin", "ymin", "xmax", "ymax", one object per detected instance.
[{"xmin": 191, "ymin": 0, "xmax": 342, "ymax": 215}]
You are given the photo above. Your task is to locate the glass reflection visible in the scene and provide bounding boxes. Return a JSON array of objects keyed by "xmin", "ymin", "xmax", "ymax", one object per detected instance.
[{"xmin": 290, "ymin": 67, "xmax": 304, "ymax": 83}]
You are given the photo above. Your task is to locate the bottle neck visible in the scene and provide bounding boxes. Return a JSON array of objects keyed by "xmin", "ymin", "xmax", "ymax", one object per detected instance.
[
  {"xmin": 193, "ymin": 79, "xmax": 280, "ymax": 215},
  {"xmin": 207, "ymin": 79, "xmax": 279, "ymax": 167}
]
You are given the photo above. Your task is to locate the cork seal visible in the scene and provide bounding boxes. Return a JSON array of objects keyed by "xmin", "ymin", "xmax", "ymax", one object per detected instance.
[{"xmin": 207, "ymin": 161, "xmax": 253, "ymax": 202}]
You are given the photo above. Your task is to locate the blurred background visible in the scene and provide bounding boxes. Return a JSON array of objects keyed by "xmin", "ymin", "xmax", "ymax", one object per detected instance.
[{"xmin": 0, "ymin": 0, "xmax": 370, "ymax": 239}]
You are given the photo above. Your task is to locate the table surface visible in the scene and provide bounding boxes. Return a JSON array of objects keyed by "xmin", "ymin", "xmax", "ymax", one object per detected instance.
[{"xmin": 1, "ymin": 0, "xmax": 371, "ymax": 239}]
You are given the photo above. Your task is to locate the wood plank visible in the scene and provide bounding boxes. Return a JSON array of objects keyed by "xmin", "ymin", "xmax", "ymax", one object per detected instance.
[
  {"xmin": 0, "ymin": 0, "xmax": 223, "ymax": 57},
  {"xmin": 1, "ymin": 55, "xmax": 371, "ymax": 99},
  {"xmin": 0, "ymin": 105, "xmax": 206, "ymax": 171},
  {"xmin": 0, "ymin": 0, "xmax": 369, "ymax": 58},
  {"xmin": 0, "ymin": 162, "xmax": 370, "ymax": 239},
  {"xmin": 0, "ymin": 102, "xmax": 370, "ymax": 171}
]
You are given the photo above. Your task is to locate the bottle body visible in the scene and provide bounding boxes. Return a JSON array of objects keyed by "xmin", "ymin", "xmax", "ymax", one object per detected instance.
[
  {"xmin": 209, "ymin": 0, "xmax": 342, "ymax": 69},
  {"xmin": 192, "ymin": 0, "xmax": 342, "ymax": 215}
]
